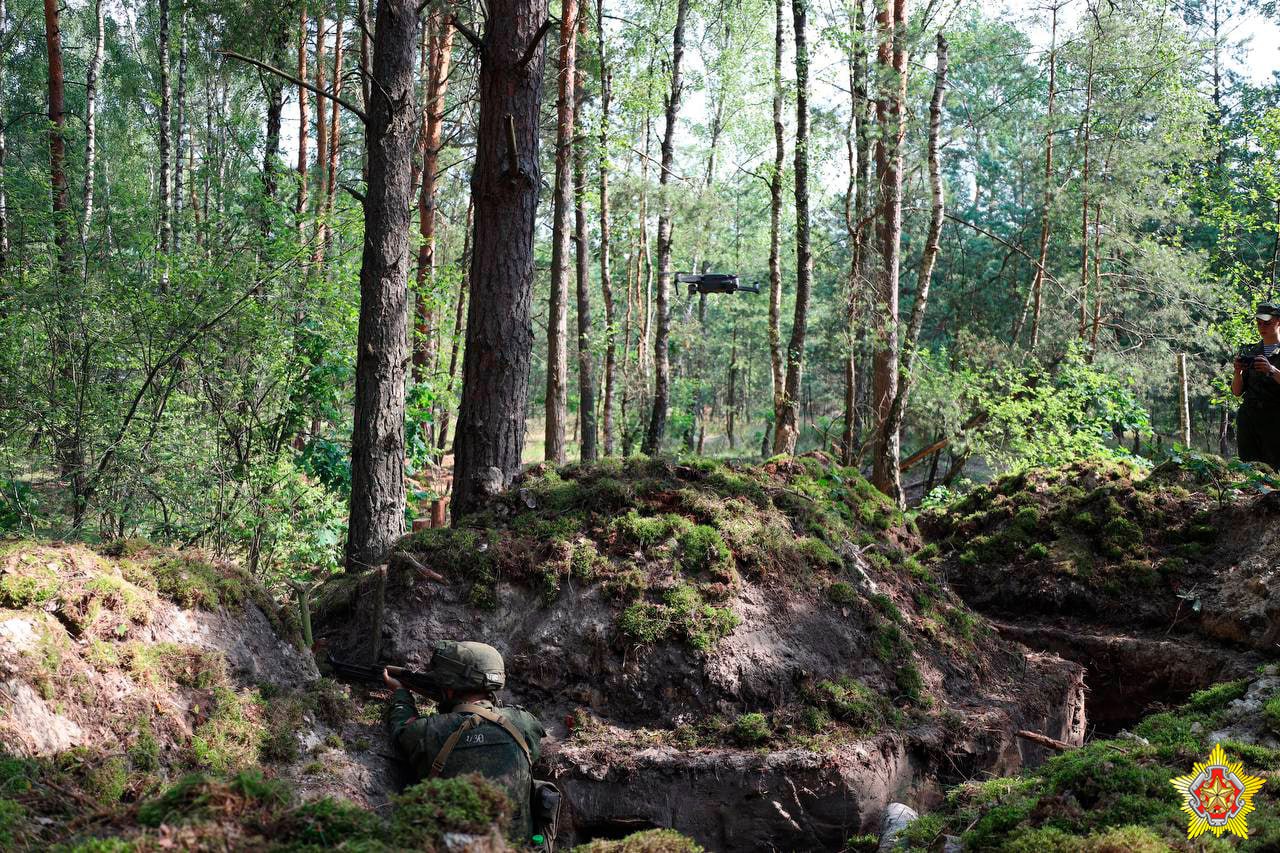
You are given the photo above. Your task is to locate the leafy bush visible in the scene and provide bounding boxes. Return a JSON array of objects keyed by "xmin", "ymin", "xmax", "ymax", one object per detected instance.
[{"xmin": 392, "ymin": 774, "xmax": 510, "ymax": 846}]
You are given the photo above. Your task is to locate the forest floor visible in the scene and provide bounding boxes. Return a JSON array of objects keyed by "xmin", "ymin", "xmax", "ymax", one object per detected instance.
[{"xmin": 1, "ymin": 453, "xmax": 1279, "ymax": 850}]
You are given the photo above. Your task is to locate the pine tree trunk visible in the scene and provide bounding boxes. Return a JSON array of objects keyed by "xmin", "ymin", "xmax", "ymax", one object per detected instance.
[
  {"xmin": 767, "ymin": 0, "xmax": 785, "ymax": 418},
  {"xmin": 314, "ymin": 11, "xmax": 329, "ymax": 260},
  {"xmin": 296, "ymin": 6, "xmax": 309, "ymax": 239},
  {"xmin": 436, "ymin": 200, "xmax": 473, "ymax": 454},
  {"xmin": 869, "ymin": 0, "xmax": 908, "ymax": 501},
  {"xmin": 344, "ymin": 0, "xmax": 419, "ymax": 570},
  {"xmin": 44, "ymin": 0, "xmax": 84, "ymax": 520},
  {"xmin": 1023, "ymin": 5, "xmax": 1057, "ymax": 350},
  {"xmin": 158, "ymin": 0, "xmax": 172, "ymax": 253},
  {"xmin": 642, "ymin": 0, "xmax": 690, "ymax": 456},
  {"xmin": 546, "ymin": 0, "xmax": 578, "ymax": 464},
  {"xmin": 842, "ymin": 0, "xmax": 871, "ymax": 466},
  {"xmin": 774, "ymin": 0, "xmax": 812, "ymax": 456},
  {"xmin": 452, "ymin": 0, "xmax": 550, "ymax": 517},
  {"xmin": 323, "ymin": 8, "xmax": 344, "ymax": 261},
  {"xmin": 1078, "ymin": 39, "xmax": 1094, "ymax": 341},
  {"xmin": 414, "ymin": 9, "xmax": 454, "ymax": 382},
  {"xmin": 597, "ymin": 0, "xmax": 615, "ymax": 456},
  {"xmin": 573, "ymin": 12, "xmax": 597, "ymax": 463},
  {"xmin": 879, "ymin": 33, "xmax": 947, "ymax": 504}
]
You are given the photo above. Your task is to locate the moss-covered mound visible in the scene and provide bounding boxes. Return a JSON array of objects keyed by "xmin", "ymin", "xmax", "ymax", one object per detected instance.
[
  {"xmin": 899, "ymin": 669, "xmax": 1280, "ymax": 851},
  {"xmin": 922, "ymin": 457, "xmax": 1280, "ymax": 633}
]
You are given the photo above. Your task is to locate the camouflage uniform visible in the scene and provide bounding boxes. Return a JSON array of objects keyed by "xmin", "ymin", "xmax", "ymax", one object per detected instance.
[{"xmin": 388, "ymin": 645, "xmax": 547, "ymax": 841}]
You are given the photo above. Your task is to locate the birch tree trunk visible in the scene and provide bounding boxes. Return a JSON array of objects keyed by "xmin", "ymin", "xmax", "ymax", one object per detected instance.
[
  {"xmin": 81, "ymin": 0, "xmax": 105, "ymax": 256},
  {"xmin": 174, "ymin": 11, "xmax": 187, "ymax": 252},
  {"xmin": 1177, "ymin": 353, "xmax": 1191, "ymax": 447},
  {"xmin": 641, "ymin": 0, "xmax": 690, "ymax": 456},
  {"xmin": 546, "ymin": 0, "xmax": 578, "ymax": 464},
  {"xmin": 158, "ymin": 0, "xmax": 173, "ymax": 253},
  {"xmin": 452, "ymin": 0, "xmax": 551, "ymax": 517},
  {"xmin": 597, "ymin": 0, "xmax": 616, "ymax": 456},
  {"xmin": 774, "ymin": 0, "xmax": 813, "ymax": 456}
]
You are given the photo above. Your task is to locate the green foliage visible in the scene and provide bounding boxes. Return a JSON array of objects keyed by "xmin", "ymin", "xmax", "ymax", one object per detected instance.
[
  {"xmin": 1186, "ymin": 678, "xmax": 1249, "ymax": 712},
  {"xmin": 731, "ymin": 712, "xmax": 770, "ymax": 745},
  {"xmin": 571, "ymin": 828, "xmax": 705, "ymax": 852},
  {"xmin": 0, "ymin": 481, "xmax": 38, "ymax": 534},
  {"xmin": 617, "ymin": 584, "xmax": 740, "ymax": 651},
  {"xmin": 391, "ymin": 774, "xmax": 510, "ymax": 846},
  {"xmin": 0, "ymin": 798, "xmax": 25, "ymax": 848},
  {"xmin": 190, "ymin": 687, "xmax": 265, "ymax": 772},
  {"xmin": 0, "ymin": 570, "xmax": 58, "ymax": 608},
  {"xmin": 827, "ymin": 581, "xmax": 857, "ymax": 605}
]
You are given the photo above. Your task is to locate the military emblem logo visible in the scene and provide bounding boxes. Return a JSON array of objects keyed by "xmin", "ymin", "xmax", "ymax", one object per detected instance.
[{"xmin": 1170, "ymin": 742, "xmax": 1265, "ymax": 839}]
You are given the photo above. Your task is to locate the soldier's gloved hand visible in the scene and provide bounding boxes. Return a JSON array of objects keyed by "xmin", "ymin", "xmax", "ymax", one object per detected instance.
[{"xmin": 383, "ymin": 667, "xmax": 403, "ymax": 691}]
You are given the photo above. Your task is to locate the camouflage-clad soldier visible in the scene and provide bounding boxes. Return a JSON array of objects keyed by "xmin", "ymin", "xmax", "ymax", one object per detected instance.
[{"xmin": 384, "ymin": 640, "xmax": 547, "ymax": 841}]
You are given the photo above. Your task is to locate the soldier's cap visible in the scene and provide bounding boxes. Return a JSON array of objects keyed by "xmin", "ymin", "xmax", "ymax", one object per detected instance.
[
  {"xmin": 429, "ymin": 640, "xmax": 506, "ymax": 692},
  {"xmin": 1257, "ymin": 302, "xmax": 1280, "ymax": 321}
]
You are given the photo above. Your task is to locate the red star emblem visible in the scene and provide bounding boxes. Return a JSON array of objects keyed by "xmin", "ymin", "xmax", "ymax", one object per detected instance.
[{"xmin": 1195, "ymin": 768, "xmax": 1242, "ymax": 821}]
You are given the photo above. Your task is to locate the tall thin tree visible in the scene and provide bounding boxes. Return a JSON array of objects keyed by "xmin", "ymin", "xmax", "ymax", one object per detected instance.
[
  {"xmin": 596, "ymin": 0, "xmax": 616, "ymax": 456},
  {"xmin": 878, "ymin": 32, "xmax": 947, "ymax": 504},
  {"xmin": 767, "ymin": 0, "xmax": 785, "ymax": 425},
  {"xmin": 869, "ymin": 0, "xmax": 908, "ymax": 501},
  {"xmin": 573, "ymin": 6, "xmax": 596, "ymax": 462},
  {"xmin": 158, "ymin": 0, "xmax": 173, "ymax": 253},
  {"xmin": 546, "ymin": 0, "xmax": 579, "ymax": 464},
  {"xmin": 774, "ymin": 0, "xmax": 813, "ymax": 455},
  {"xmin": 81, "ymin": 0, "xmax": 105, "ymax": 255},
  {"xmin": 642, "ymin": 0, "xmax": 691, "ymax": 455}
]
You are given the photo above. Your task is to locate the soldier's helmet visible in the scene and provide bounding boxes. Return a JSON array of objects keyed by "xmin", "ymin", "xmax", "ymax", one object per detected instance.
[{"xmin": 429, "ymin": 640, "xmax": 506, "ymax": 693}]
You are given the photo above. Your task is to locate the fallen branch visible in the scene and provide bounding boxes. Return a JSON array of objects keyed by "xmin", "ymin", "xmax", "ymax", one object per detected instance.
[
  {"xmin": 392, "ymin": 550, "xmax": 446, "ymax": 584},
  {"xmin": 1016, "ymin": 729, "xmax": 1076, "ymax": 752}
]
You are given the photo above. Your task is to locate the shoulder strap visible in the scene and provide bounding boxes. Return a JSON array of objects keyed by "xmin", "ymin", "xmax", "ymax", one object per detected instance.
[
  {"xmin": 428, "ymin": 704, "xmax": 533, "ymax": 778},
  {"xmin": 454, "ymin": 703, "xmax": 533, "ymax": 766}
]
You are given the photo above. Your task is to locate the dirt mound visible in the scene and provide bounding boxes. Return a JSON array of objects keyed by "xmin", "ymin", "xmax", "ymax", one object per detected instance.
[
  {"xmin": 0, "ymin": 539, "xmax": 399, "ymax": 849},
  {"xmin": 923, "ymin": 457, "xmax": 1280, "ymax": 652},
  {"xmin": 315, "ymin": 455, "xmax": 1086, "ymax": 849},
  {"xmin": 896, "ymin": 667, "xmax": 1280, "ymax": 850}
]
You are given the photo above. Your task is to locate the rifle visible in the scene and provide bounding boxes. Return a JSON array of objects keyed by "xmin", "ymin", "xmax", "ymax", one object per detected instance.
[{"xmin": 325, "ymin": 653, "xmax": 444, "ymax": 698}]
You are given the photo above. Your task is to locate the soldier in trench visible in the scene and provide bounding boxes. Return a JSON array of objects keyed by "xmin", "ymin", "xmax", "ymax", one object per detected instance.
[
  {"xmin": 383, "ymin": 640, "xmax": 554, "ymax": 845},
  {"xmin": 1232, "ymin": 301, "xmax": 1280, "ymax": 469}
]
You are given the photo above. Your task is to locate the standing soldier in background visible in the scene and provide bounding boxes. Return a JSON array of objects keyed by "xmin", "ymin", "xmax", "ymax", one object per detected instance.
[
  {"xmin": 1232, "ymin": 301, "xmax": 1280, "ymax": 469},
  {"xmin": 384, "ymin": 640, "xmax": 555, "ymax": 846}
]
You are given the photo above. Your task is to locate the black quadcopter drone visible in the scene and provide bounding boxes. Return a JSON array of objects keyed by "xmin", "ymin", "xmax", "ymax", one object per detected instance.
[{"xmin": 676, "ymin": 272, "xmax": 761, "ymax": 296}]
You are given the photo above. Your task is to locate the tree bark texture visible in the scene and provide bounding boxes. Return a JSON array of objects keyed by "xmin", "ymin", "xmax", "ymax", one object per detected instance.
[
  {"xmin": 314, "ymin": 12, "xmax": 329, "ymax": 259},
  {"xmin": 436, "ymin": 199, "xmax": 473, "ymax": 453},
  {"xmin": 869, "ymin": 0, "xmax": 907, "ymax": 502},
  {"xmin": 573, "ymin": 14, "xmax": 597, "ymax": 463},
  {"xmin": 296, "ymin": 5, "xmax": 310, "ymax": 239},
  {"xmin": 413, "ymin": 9, "xmax": 454, "ymax": 382},
  {"xmin": 767, "ymin": 0, "xmax": 785, "ymax": 418},
  {"xmin": 597, "ymin": 0, "xmax": 615, "ymax": 456},
  {"xmin": 452, "ymin": 0, "xmax": 550, "ymax": 518},
  {"xmin": 344, "ymin": 0, "xmax": 419, "ymax": 571},
  {"xmin": 322, "ymin": 8, "xmax": 344, "ymax": 261},
  {"xmin": 842, "ymin": 0, "xmax": 871, "ymax": 465},
  {"xmin": 642, "ymin": 0, "xmax": 690, "ymax": 455},
  {"xmin": 174, "ymin": 11, "xmax": 187, "ymax": 252},
  {"xmin": 1024, "ymin": 5, "xmax": 1057, "ymax": 350},
  {"xmin": 774, "ymin": 0, "xmax": 812, "ymax": 456},
  {"xmin": 546, "ymin": 0, "xmax": 578, "ymax": 463},
  {"xmin": 158, "ymin": 0, "xmax": 172, "ymax": 253},
  {"xmin": 81, "ymin": 0, "xmax": 105, "ymax": 253},
  {"xmin": 0, "ymin": 0, "xmax": 8, "ymax": 273},
  {"xmin": 879, "ymin": 33, "xmax": 946, "ymax": 505}
]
